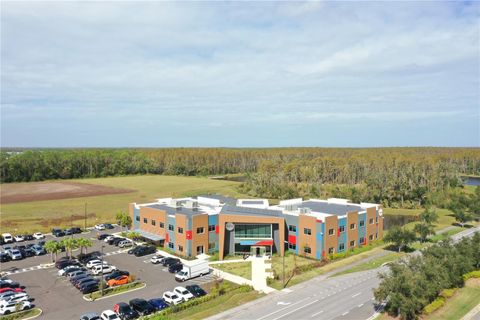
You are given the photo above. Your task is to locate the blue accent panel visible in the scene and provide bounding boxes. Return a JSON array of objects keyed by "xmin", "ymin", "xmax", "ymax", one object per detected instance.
[
  {"xmin": 133, "ymin": 207, "xmax": 140, "ymax": 228},
  {"xmin": 295, "ymin": 229, "xmax": 299, "ymax": 255},
  {"xmin": 167, "ymin": 215, "xmax": 176, "ymax": 246},
  {"xmin": 315, "ymin": 222, "xmax": 324, "ymax": 260},
  {"xmin": 239, "ymin": 240, "xmax": 256, "ymax": 245},
  {"xmin": 284, "ymin": 214, "xmax": 299, "ymax": 253},
  {"xmin": 338, "ymin": 217, "xmax": 347, "ymax": 252},
  {"xmin": 208, "ymin": 214, "xmax": 219, "ymax": 252},
  {"xmin": 358, "ymin": 213, "xmax": 366, "ymax": 244}
]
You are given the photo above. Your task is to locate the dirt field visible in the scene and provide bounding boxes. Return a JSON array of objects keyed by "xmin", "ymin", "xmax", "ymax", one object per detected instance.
[{"xmin": 0, "ymin": 181, "xmax": 135, "ymax": 204}]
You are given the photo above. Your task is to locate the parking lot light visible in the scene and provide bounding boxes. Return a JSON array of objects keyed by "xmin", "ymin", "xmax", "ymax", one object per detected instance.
[{"xmin": 100, "ymin": 245, "xmax": 105, "ymax": 296}]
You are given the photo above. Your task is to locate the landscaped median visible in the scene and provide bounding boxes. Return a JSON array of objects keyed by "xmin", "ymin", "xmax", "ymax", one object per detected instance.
[
  {"xmin": 83, "ymin": 281, "xmax": 146, "ymax": 301},
  {"xmin": 145, "ymin": 280, "xmax": 263, "ymax": 320},
  {"xmin": 0, "ymin": 308, "xmax": 42, "ymax": 320}
]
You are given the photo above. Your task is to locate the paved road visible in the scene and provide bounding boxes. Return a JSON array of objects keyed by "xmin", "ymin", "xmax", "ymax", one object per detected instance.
[{"xmin": 209, "ymin": 226, "xmax": 480, "ymax": 320}]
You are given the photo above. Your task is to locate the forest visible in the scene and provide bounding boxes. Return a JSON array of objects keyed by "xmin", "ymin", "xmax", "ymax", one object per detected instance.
[{"xmin": 1, "ymin": 148, "xmax": 479, "ymax": 209}]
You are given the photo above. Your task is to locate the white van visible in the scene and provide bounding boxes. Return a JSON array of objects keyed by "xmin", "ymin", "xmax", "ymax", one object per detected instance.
[{"xmin": 1, "ymin": 234, "xmax": 13, "ymax": 244}]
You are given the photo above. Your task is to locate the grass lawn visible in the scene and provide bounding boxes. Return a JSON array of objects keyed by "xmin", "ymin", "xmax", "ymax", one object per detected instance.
[
  {"xmin": 1, "ymin": 175, "xmax": 246, "ymax": 233},
  {"xmin": 0, "ymin": 307, "xmax": 42, "ymax": 320},
  {"xmin": 383, "ymin": 207, "xmax": 457, "ymax": 232},
  {"xmin": 87, "ymin": 281, "xmax": 145, "ymax": 300},
  {"xmin": 214, "ymin": 261, "xmax": 252, "ymax": 280},
  {"xmin": 268, "ymin": 246, "xmax": 385, "ymax": 290},
  {"xmin": 332, "ymin": 252, "xmax": 403, "ymax": 277},
  {"xmin": 425, "ymin": 279, "xmax": 480, "ymax": 320}
]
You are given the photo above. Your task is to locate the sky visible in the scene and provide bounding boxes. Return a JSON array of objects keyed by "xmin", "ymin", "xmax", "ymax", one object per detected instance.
[{"xmin": 1, "ymin": 1, "xmax": 479, "ymax": 148}]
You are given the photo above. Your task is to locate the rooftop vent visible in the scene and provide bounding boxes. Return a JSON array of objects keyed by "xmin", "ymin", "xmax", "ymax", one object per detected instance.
[
  {"xmin": 299, "ymin": 207, "xmax": 312, "ymax": 215},
  {"xmin": 184, "ymin": 200, "xmax": 199, "ymax": 209}
]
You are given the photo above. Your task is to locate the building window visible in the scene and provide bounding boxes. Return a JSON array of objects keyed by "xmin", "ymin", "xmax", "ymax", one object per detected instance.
[
  {"xmin": 304, "ymin": 246, "xmax": 311, "ymax": 254},
  {"xmin": 178, "ymin": 245, "xmax": 183, "ymax": 252},
  {"xmin": 196, "ymin": 246, "xmax": 204, "ymax": 254},
  {"xmin": 196, "ymin": 227, "xmax": 204, "ymax": 234},
  {"xmin": 350, "ymin": 240, "xmax": 355, "ymax": 247},
  {"xmin": 168, "ymin": 242, "xmax": 174, "ymax": 249},
  {"xmin": 369, "ymin": 234, "xmax": 374, "ymax": 241},
  {"xmin": 359, "ymin": 220, "xmax": 365, "ymax": 227},
  {"xmin": 135, "ymin": 216, "xmax": 140, "ymax": 222},
  {"xmin": 208, "ymin": 243, "xmax": 215, "ymax": 250},
  {"xmin": 151, "ymin": 220, "xmax": 156, "ymax": 226},
  {"xmin": 375, "ymin": 233, "xmax": 378, "ymax": 239},
  {"xmin": 235, "ymin": 224, "xmax": 272, "ymax": 238},
  {"xmin": 339, "ymin": 226, "xmax": 345, "ymax": 233},
  {"xmin": 359, "ymin": 237, "xmax": 365, "ymax": 245},
  {"xmin": 288, "ymin": 225, "xmax": 297, "ymax": 232},
  {"xmin": 143, "ymin": 218, "xmax": 148, "ymax": 224},
  {"xmin": 208, "ymin": 225, "xmax": 216, "ymax": 232},
  {"xmin": 160, "ymin": 222, "xmax": 165, "ymax": 228},
  {"xmin": 288, "ymin": 243, "xmax": 296, "ymax": 250},
  {"xmin": 369, "ymin": 218, "xmax": 374, "ymax": 225},
  {"xmin": 376, "ymin": 217, "xmax": 378, "ymax": 223},
  {"xmin": 178, "ymin": 227, "xmax": 184, "ymax": 234},
  {"xmin": 339, "ymin": 243, "xmax": 345, "ymax": 252},
  {"xmin": 350, "ymin": 223, "xmax": 355, "ymax": 230},
  {"xmin": 328, "ymin": 228, "xmax": 334, "ymax": 235},
  {"xmin": 328, "ymin": 247, "xmax": 334, "ymax": 254},
  {"xmin": 168, "ymin": 224, "xmax": 174, "ymax": 231},
  {"xmin": 304, "ymin": 228, "xmax": 311, "ymax": 235}
]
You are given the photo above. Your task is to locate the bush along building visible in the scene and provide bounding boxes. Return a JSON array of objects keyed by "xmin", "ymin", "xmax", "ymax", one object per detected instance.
[{"xmin": 128, "ymin": 195, "xmax": 384, "ymax": 260}]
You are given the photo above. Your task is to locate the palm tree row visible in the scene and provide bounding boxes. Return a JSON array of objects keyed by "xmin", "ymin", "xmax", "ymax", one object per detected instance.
[{"xmin": 44, "ymin": 237, "xmax": 93, "ymax": 262}]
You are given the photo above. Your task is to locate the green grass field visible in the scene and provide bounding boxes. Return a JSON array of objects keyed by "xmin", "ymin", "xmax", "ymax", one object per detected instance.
[
  {"xmin": 214, "ymin": 262, "xmax": 252, "ymax": 280},
  {"xmin": 1, "ymin": 175, "xmax": 246, "ymax": 233},
  {"xmin": 383, "ymin": 207, "xmax": 457, "ymax": 231},
  {"xmin": 332, "ymin": 252, "xmax": 403, "ymax": 277}
]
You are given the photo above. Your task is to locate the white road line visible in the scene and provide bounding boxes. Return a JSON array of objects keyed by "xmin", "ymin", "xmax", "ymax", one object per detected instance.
[
  {"xmin": 256, "ymin": 297, "xmax": 312, "ymax": 320},
  {"xmin": 358, "ymin": 303, "xmax": 364, "ymax": 307},
  {"xmin": 310, "ymin": 310, "xmax": 324, "ymax": 317},
  {"xmin": 271, "ymin": 299, "xmax": 319, "ymax": 320},
  {"xmin": 352, "ymin": 292, "xmax": 361, "ymax": 298},
  {"xmin": 342, "ymin": 311, "xmax": 349, "ymax": 316}
]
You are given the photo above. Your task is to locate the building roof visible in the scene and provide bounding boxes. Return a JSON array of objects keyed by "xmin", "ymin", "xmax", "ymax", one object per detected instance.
[
  {"xmin": 220, "ymin": 205, "xmax": 283, "ymax": 217},
  {"xmin": 132, "ymin": 229, "xmax": 166, "ymax": 241},
  {"xmin": 144, "ymin": 203, "xmax": 204, "ymax": 216},
  {"xmin": 197, "ymin": 194, "xmax": 237, "ymax": 205},
  {"xmin": 299, "ymin": 201, "xmax": 364, "ymax": 216}
]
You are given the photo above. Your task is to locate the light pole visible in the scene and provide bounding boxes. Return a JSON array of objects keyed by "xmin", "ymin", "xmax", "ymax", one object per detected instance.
[
  {"xmin": 84, "ymin": 203, "xmax": 87, "ymax": 231},
  {"xmin": 282, "ymin": 240, "xmax": 288, "ymax": 288},
  {"xmin": 100, "ymin": 245, "xmax": 105, "ymax": 296}
]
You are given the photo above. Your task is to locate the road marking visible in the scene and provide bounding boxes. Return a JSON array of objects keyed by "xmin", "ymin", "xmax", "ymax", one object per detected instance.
[
  {"xmin": 352, "ymin": 292, "xmax": 361, "ymax": 298},
  {"xmin": 271, "ymin": 299, "xmax": 319, "ymax": 320},
  {"xmin": 358, "ymin": 303, "xmax": 364, "ymax": 307},
  {"xmin": 342, "ymin": 311, "xmax": 349, "ymax": 316},
  {"xmin": 256, "ymin": 297, "xmax": 311, "ymax": 320},
  {"xmin": 311, "ymin": 310, "xmax": 324, "ymax": 317},
  {"xmin": 277, "ymin": 302, "xmax": 291, "ymax": 306}
]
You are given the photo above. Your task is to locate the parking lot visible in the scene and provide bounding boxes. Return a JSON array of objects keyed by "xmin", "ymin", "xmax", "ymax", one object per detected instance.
[{"xmin": 2, "ymin": 227, "xmax": 217, "ymax": 319}]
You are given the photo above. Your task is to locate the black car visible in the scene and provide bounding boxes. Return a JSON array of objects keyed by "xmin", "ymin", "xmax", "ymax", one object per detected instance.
[
  {"xmin": 107, "ymin": 237, "xmax": 123, "ymax": 245},
  {"xmin": 78, "ymin": 252, "xmax": 101, "ymax": 264},
  {"xmin": 112, "ymin": 238, "xmax": 125, "ymax": 246},
  {"xmin": 105, "ymin": 270, "xmax": 130, "ymax": 282},
  {"xmin": 23, "ymin": 234, "xmax": 34, "ymax": 241},
  {"xmin": 104, "ymin": 223, "xmax": 114, "ymax": 230},
  {"xmin": 168, "ymin": 263, "xmax": 183, "ymax": 273},
  {"xmin": 38, "ymin": 240, "xmax": 46, "ymax": 246},
  {"xmin": 133, "ymin": 246, "xmax": 156, "ymax": 257},
  {"xmin": 80, "ymin": 283, "xmax": 98, "ymax": 294},
  {"xmin": 0, "ymin": 281, "xmax": 20, "ymax": 289},
  {"xmin": 70, "ymin": 273, "xmax": 90, "ymax": 284},
  {"xmin": 114, "ymin": 302, "xmax": 139, "ymax": 320},
  {"xmin": 56, "ymin": 260, "xmax": 80, "ymax": 269},
  {"xmin": 0, "ymin": 253, "xmax": 10, "ymax": 263},
  {"xmin": 71, "ymin": 227, "xmax": 82, "ymax": 234},
  {"xmin": 186, "ymin": 284, "xmax": 207, "ymax": 297},
  {"xmin": 162, "ymin": 257, "xmax": 181, "ymax": 267},
  {"xmin": 129, "ymin": 298, "xmax": 155, "ymax": 316},
  {"xmin": 20, "ymin": 248, "xmax": 34, "ymax": 258},
  {"xmin": 97, "ymin": 234, "xmax": 109, "ymax": 240},
  {"xmin": 52, "ymin": 228, "xmax": 65, "ymax": 237},
  {"xmin": 75, "ymin": 278, "xmax": 98, "ymax": 288},
  {"xmin": 64, "ymin": 228, "xmax": 74, "ymax": 236}
]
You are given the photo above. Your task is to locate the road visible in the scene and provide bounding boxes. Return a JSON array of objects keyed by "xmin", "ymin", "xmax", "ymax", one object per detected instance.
[{"xmin": 209, "ymin": 226, "xmax": 480, "ymax": 320}]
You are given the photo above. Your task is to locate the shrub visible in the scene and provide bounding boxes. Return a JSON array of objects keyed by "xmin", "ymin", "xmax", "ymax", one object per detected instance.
[
  {"xmin": 423, "ymin": 297, "xmax": 446, "ymax": 315},
  {"xmin": 440, "ymin": 288, "xmax": 457, "ymax": 298},
  {"xmin": 463, "ymin": 270, "xmax": 480, "ymax": 281}
]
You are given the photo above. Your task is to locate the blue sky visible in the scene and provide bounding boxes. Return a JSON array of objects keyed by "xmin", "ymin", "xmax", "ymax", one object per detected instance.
[{"xmin": 1, "ymin": 1, "xmax": 479, "ymax": 147}]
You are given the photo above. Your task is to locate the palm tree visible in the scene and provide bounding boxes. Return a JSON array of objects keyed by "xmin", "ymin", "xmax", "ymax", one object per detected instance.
[
  {"xmin": 127, "ymin": 231, "xmax": 141, "ymax": 246},
  {"xmin": 76, "ymin": 238, "xmax": 93, "ymax": 255},
  {"xmin": 61, "ymin": 238, "xmax": 78, "ymax": 259},
  {"xmin": 116, "ymin": 211, "xmax": 132, "ymax": 231},
  {"xmin": 44, "ymin": 240, "xmax": 61, "ymax": 262}
]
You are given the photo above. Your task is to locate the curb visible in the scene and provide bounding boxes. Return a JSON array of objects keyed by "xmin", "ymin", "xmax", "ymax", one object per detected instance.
[
  {"xmin": 17, "ymin": 308, "xmax": 43, "ymax": 320},
  {"xmin": 83, "ymin": 283, "xmax": 146, "ymax": 302}
]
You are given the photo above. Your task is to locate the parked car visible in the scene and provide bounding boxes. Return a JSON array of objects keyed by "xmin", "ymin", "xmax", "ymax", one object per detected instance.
[
  {"xmin": 75, "ymin": 278, "xmax": 98, "ymax": 288},
  {"xmin": 104, "ymin": 224, "xmax": 114, "ymax": 230},
  {"xmin": 112, "ymin": 238, "xmax": 125, "ymax": 246},
  {"xmin": 78, "ymin": 252, "xmax": 101, "ymax": 264},
  {"xmin": 174, "ymin": 286, "xmax": 194, "ymax": 301},
  {"xmin": 0, "ymin": 281, "xmax": 20, "ymax": 289},
  {"xmin": 162, "ymin": 257, "xmax": 180, "ymax": 267},
  {"xmin": 0, "ymin": 288, "xmax": 23, "ymax": 294},
  {"xmin": 118, "ymin": 240, "xmax": 133, "ymax": 248},
  {"xmin": 162, "ymin": 291, "xmax": 183, "ymax": 305},
  {"xmin": 168, "ymin": 263, "xmax": 183, "ymax": 273},
  {"xmin": 0, "ymin": 253, "xmax": 10, "ymax": 263},
  {"xmin": 13, "ymin": 235, "xmax": 24, "ymax": 242},
  {"xmin": 104, "ymin": 235, "xmax": 115, "ymax": 243},
  {"xmin": 133, "ymin": 246, "xmax": 156, "ymax": 257},
  {"xmin": 97, "ymin": 234, "xmax": 110, "ymax": 240},
  {"xmin": 80, "ymin": 313, "xmax": 100, "ymax": 320},
  {"xmin": 0, "ymin": 300, "xmax": 31, "ymax": 315},
  {"xmin": 59, "ymin": 265, "xmax": 84, "ymax": 276},
  {"xmin": 1, "ymin": 234, "xmax": 13, "ymax": 244},
  {"xmin": 71, "ymin": 227, "xmax": 83, "ymax": 234},
  {"xmin": 64, "ymin": 229, "xmax": 74, "ymax": 236},
  {"xmin": 0, "ymin": 292, "xmax": 28, "ymax": 303},
  {"xmin": 150, "ymin": 255, "xmax": 164, "ymax": 264},
  {"xmin": 31, "ymin": 245, "xmax": 46, "ymax": 256},
  {"xmin": 56, "ymin": 260, "xmax": 80, "ymax": 270},
  {"xmin": 37, "ymin": 240, "xmax": 46, "ymax": 246},
  {"xmin": 80, "ymin": 283, "xmax": 99, "ymax": 294},
  {"xmin": 33, "ymin": 232, "xmax": 45, "ymax": 240},
  {"xmin": 107, "ymin": 275, "xmax": 130, "ymax": 287},
  {"xmin": 105, "ymin": 270, "xmax": 130, "ymax": 282},
  {"xmin": 67, "ymin": 270, "xmax": 88, "ymax": 279},
  {"xmin": 7, "ymin": 249, "xmax": 22, "ymax": 260},
  {"xmin": 23, "ymin": 235, "xmax": 34, "ymax": 241},
  {"xmin": 186, "ymin": 284, "xmax": 207, "ymax": 297},
  {"xmin": 107, "ymin": 237, "xmax": 123, "ymax": 246},
  {"xmin": 113, "ymin": 302, "xmax": 139, "ymax": 320},
  {"xmin": 86, "ymin": 259, "xmax": 108, "ymax": 269},
  {"xmin": 19, "ymin": 248, "xmax": 34, "ymax": 258},
  {"xmin": 70, "ymin": 274, "xmax": 91, "ymax": 285},
  {"xmin": 148, "ymin": 298, "xmax": 169, "ymax": 311},
  {"xmin": 95, "ymin": 224, "xmax": 106, "ymax": 231},
  {"xmin": 91, "ymin": 265, "xmax": 117, "ymax": 275},
  {"xmin": 129, "ymin": 298, "xmax": 155, "ymax": 316},
  {"xmin": 52, "ymin": 228, "xmax": 65, "ymax": 237},
  {"xmin": 100, "ymin": 310, "xmax": 120, "ymax": 320}
]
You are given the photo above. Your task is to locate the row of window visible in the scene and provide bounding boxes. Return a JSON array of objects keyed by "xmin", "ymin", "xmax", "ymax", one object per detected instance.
[
  {"xmin": 167, "ymin": 242, "xmax": 207, "ymax": 255},
  {"xmin": 288, "ymin": 218, "xmax": 378, "ymax": 237},
  {"xmin": 291, "ymin": 234, "xmax": 378, "ymax": 255},
  {"xmin": 137, "ymin": 216, "xmax": 216, "ymax": 234}
]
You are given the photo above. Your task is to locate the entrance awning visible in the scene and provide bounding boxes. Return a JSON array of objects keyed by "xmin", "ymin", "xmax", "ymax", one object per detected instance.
[
  {"xmin": 132, "ymin": 229, "xmax": 165, "ymax": 242},
  {"xmin": 239, "ymin": 239, "xmax": 273, "ymax": 246}
]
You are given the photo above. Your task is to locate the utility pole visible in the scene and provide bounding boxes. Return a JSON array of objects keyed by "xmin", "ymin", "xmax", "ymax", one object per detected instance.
[
  {"xmin": 100, "ymin": 245, "xmax": 105, "ymax": 296},
  {"xmin": 283, "ymin": 240, "xmax": 288, "ymax": 288},
  {"xmin": 84, "ymin": 203, "xmax": 87, "ymax": 231}
]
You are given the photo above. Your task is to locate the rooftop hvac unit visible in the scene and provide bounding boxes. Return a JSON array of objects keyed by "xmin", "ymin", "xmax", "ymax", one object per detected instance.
[
  {"xmin": 299, "ymin": 207, "xmax": 311, "ymax": 215},
  {"xmin": 170, "ymin": 199, "xmax": 181, "ymax": 207},
  {"xmin": 184, "ymin": 200, "xmax": 198, "ymax": 209},
  {"xmin": 284, "ymin": 204, "xmax": 298, "ymax": 212}
]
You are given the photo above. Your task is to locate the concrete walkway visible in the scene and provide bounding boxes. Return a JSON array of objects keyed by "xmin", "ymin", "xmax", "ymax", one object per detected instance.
[
  {"xmin": 462, "ymin": 303, "xmax": 480, "ymax": 320},
  {"xmin": 249, "ymin": 255, "xmax": 276, "ymax": 293}
]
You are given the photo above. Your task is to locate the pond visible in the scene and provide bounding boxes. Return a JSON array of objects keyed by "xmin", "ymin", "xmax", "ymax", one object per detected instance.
[
  {"xmin": 383, "ymin": 214, "xmax": 418, "ymax": 230},
  {"xmin": 462, "ymin": 176, "xmax": 480, "ymax": 187}
]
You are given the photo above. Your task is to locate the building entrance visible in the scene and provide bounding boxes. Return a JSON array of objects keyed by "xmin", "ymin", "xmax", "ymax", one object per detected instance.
[{"xmin": 251, "ymin": 246, "xmax": 267, "ymax": 257}]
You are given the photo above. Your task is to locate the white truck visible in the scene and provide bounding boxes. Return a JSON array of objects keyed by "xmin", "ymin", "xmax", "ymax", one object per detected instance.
[{"xmin": 175, "ymin": 259, "xmax": 209, "ymax": 282}]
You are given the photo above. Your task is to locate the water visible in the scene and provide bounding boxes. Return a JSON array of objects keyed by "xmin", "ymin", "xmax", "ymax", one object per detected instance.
[
  {"xmin": 383, "ymin": 214, "xmax": 418, "ymax": 230},
  {"xmin": 463, "ymin": 176, "xmax": 480, "ymax": 187}
]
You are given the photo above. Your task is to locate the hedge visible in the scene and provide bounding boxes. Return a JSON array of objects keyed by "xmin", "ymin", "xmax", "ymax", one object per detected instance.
[
  {"xmin": 463, "ymin": 270, "xmax": 480, "ymax": 281},
  {"xmin": 423, "ymin": 296, "xmax": 446, "ymax": 315}
]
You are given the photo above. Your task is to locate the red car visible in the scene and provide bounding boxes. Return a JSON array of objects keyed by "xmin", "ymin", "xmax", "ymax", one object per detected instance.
[{"xmin": 0, "ymin": 287, "xmax": 24, "ymax": 294}]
